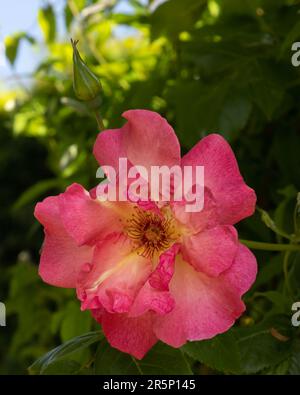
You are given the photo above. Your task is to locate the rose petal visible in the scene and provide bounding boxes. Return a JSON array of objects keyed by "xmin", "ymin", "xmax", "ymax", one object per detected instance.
[
  {"xmin": 93, "ymin": 310, "xmax": 157, "ymax": 360},
  {"xmin": 77, "ymin": 234, "xmax": 152, "ymax": 313},
  {"xmin": 129, "ymin": 245, "xmax": 179, "ymax": 317},
  {"xmin": 93, "ymin": 110, "xmax": 181, "ymax": 173},
  {"xmin": 34, "ymin": 195, "xmax": 93, "ymax": 288},
  {"xmin": 172, "ymin": 187, "xmax": 218, "ymax": 234},
  {"xmin": 153, "ymin": 252, "xmax": 252, "ymax": 348},
  {"xmin": 181, "ymin": 134, "xmax": 256, "ymax": 224},
  {"xmin": 59, "ymin": 183, "xmax": 125, "ymax": 246},
  {"xmin": 181, "ymin": 225, "xmax": 238, "ymax": 277}
]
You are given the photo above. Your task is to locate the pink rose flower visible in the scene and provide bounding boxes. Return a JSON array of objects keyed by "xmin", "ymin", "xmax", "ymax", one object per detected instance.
[{"xmin": 34, "ymin": 110, "xmax": 257, "ymax": 359}]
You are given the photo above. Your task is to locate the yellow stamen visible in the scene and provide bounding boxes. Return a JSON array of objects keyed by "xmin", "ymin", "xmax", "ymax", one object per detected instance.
[{"xmin": 125, "ymin": 206, "xmax": 179, "ymax": 259}]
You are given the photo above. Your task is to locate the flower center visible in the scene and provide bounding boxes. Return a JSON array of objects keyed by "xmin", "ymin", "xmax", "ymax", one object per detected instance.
[
  {"xmin": 125, "ymin": 207, "xmax": 178, "ymax": 258},
  {"xmin": 144, "ymin": 225, "xmax": 161, "ymax": 242}
]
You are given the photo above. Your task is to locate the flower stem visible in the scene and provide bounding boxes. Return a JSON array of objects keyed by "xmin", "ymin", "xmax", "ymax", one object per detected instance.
[
  {"xmin": 94, "ymin": 111, "xmax": 105, "ymax": 131},
  {"xmin": 240, "ymin": 239, "xmax": 300, "ymax": 252},
  {"xmin": 131, "ymin": 356, "xmax": 143, "ymax": 375}
]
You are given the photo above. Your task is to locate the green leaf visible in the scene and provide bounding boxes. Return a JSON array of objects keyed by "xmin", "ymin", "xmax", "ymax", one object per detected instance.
[
  {"xmin": 252, "ymin": 254, "xmax": 282, "ymax": 290},
  {"xmin": 4, "ymin": 32, "xmax": 35, "ymax": 65},
  {"xmin": 64, "ymin": 4, "xmax": 73, "ymax": 31},
  {"xmin": 38, "ymin": 5, "xmax": 56, "ymax": 43},
  {"xmin": 235, "ymin": 316, "xmax": 293, "ymax": 374},
  {"xmin": 249, "ymin": 67, "xmax": 284, "ymax": 120},
  {"xmin": 253, "ymin": 291, "xmax": 291, "ymax": 314},
  {"xmin": 273, "ymin": 132, "xmax": 300, "ymax": 189},
  {"xmin": 279, "ymin": 20, "xmax": 300, "ymax": 59},
  {"xmin": 288, "ymin": 339, "xmax": 300, "ymax": 375},
  {"xmin": 220, "ymin": 0, "xmax": 261, "ymax": 17},
  {"xmin": 167, "ymin": 80, "xmax": 230, "ymax": 147},
  {"xmin": 41, "ymin": 360, "xmax": 81, "ymax": 375},
  {"xmin": 29, "ymin": 331, "xmax": 102, "ymax": 375},
  {"xmin": 150, "ymin": 0, "xmax": 206, "ymax": 40},
  {"xmin": 263, "ymin": 339, "xmax": 300, "ymax": 375},
  {"xmin": 258, "ymin": 208, "xmax": 292, "ymax": 240},
  {"xmin": 182, "ymin": 331, "xmax": 241, "ymax": 374},
  {"xmin": 71, "ymin": 0, "xmax": 86, "ymax": 13},
  {"xmin": 182, "ymin": 315, "xmax": 294, "ymax": 374},
  {"xmin": 219, "ymin": 94, "xmax": 252, "ymax": 138},
  {"xmin": 60, "ymin": 301, "xmax": 92, "ymax": 342},
  {"xmin": 94, "ymin": 340, "xmax": 193, "ymax": 375},
  {"xmin": 61, "ymin": 97, "xmax": 90, "ymax": 114},
  {"xmin": 274, "ymin": 185, "xmax": 298, "ymax": 238},
  {"xmin": 139, "ymin": 343, "xmax": 193, "ymax": 375},
  {"xmin": 5, "ymin": 34, "xmax": 22, "ymax": 65},
  {"xmin": 12, "ymin": 178, "xmax": 65, "ymax": 212}
]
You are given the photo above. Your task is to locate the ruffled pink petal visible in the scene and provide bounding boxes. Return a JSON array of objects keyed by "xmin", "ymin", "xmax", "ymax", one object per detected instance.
[
  {"xmin": 129, "ymin": 245, "xmax": 179, "ymax": 317},
  {"xmin": 153, "ymin": 249, "xmax": 256, "ymax": 348},
  {"xmin": 181, "ymin": 225, "xmax": 238, "ymax": 277},
  {"xmin": 171, "ymin": 187, "xmax": 218, "ymax": 234},
  {"xmin": 222, "ymin": 243, "xmax": 257, "ymax": 296},
  {"xmin": 93, "ymin": 310, "xmax": 157, "ymax": 359},
  {"xmin": 149, "ymin": 243, "xmax": 179, "ymax": 291},
  {"xmin": 58, "ymin": 183, "xmax": 125, "ymax": 246},
  {"xmin": 77, "ymin": 234, "xmax": 152, "ymax": 313},
  {"xmin": 181, "ymin": 134, "xmax": 256, "ymax": 225},
  {"xmin": 34, "ymin": 196, "xmax": 93, "ymax": 288},
  {"xmin": 93, "ymin": 110, "xmax": 181, "ymax": 172},
  {"xmin": 129, "ymin": 281, "xmax": 175, "ymax": 316}
]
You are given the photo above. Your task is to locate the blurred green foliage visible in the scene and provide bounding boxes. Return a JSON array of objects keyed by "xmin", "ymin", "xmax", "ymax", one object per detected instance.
[{"xmin": 1, "ymin": 0, "xmax": 300, "ymax": 375}]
